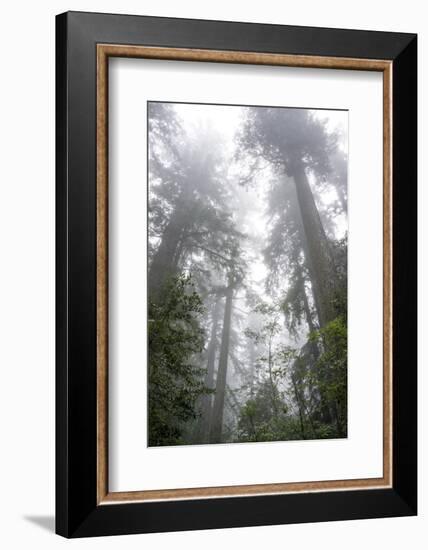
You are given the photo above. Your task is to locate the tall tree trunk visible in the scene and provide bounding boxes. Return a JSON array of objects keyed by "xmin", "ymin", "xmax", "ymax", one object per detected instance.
[
  {"xmin": 297, "ymin": 270, "xmax": 322, "ymax": 415},
  {"xmin": 296, "ymin": 266, "xmax": 316, "ymax": 334},
  {"xmin": 291, "ymin": 374, "xmax": 306, "ymax": 439},
  {"xmin": 267, "ymin": 337, "xmax": 279, "ymax": 418},
  {"xmin": 289, "ymin": 176, "xmax": 323, "ymax": 326},
  {"xmin": 209, "ymin": 283, "xmax": 234, "ymax": 443},
  {"xmin": 248, "ymin": 339, "xmax": 256, "ymax": 398},
  {"xmin": 148, "ymin": 210, "xmax": 185, "ymax": 298},
  {"xmin": 289, "ymin": 167, "xmax": 336, "ymax": 425},
  {"xmin": 290, "ymin": 163, "xmax": 337, "ymax": 327},
  {"xmin": 297, "ymin": 263, "xmax": 332, "ymax": 425},
  {"xmin": 198, "ymin": 297, "xmax": 222, "ymax": 442}
]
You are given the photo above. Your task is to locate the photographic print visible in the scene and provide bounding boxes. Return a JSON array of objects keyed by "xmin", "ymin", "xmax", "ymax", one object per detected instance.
[{"xmin": 148, "ymin": 101, "xmax": 348, "ymax": 447}]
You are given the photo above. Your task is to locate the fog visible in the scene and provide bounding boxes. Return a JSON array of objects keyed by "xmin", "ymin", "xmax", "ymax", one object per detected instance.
[{"xmin": 147, "ymin": 101, "xmax": 348, "ymax": 446}]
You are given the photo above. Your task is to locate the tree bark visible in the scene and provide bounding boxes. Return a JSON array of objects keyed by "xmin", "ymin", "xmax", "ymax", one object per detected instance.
[
  {"xmin": 148, "ymin": 210, "xmax": 186, "ymax": 298},
  {"xmin": 291, "ymin": 374, "xmax": 306, "ymax": 439},
  {"xmin": 297, "ymin": 267, "xmax": 316, "ymax": 334},
  {"xmin": 290, "ymin": 163, "xmax": 337, "ymax": 327},
  {"xmin": 198, "ymin": 297, "xmax": 222, "ymax": 442},
  {"xmin": 267, "ymin": 337, "xmax": 279, "ymax": 418},
  {"xmin": 248, "ymin": 339, "xmax": 256, "ymax": 398},
  {"xmin": 209, "ymin": 283, "xmax": 234, "ymax": 443},
  {"xmin": 288, "ymin": 176, "xmax": 323, "ymax": 327}
]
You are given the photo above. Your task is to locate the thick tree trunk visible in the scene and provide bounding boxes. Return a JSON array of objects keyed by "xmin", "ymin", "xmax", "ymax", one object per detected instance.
[
  {"xmin": 290, "ymin": 163, "xmax": 337, "ymax": 327},
  {"xmin": 198, "ymin": 297, "xmax": 222, "ymax": 442},
  {"xmin": 148, "ymin": 210, "xmax": 185, "ymax": 298},
  {"xmin": 297, "ymin": 264, "xmax": 332, "ymax": 425},
  {"xmin": 297, "ymin": 267, "xmax": 316, "ymax": 334},
  {"xmin": 297, "ymin": 270, "xmax": 321, "ymax": 411},
  {"xmin": 289, "ymin": 176, "xmax": 323, "ymax": 327},
  {"xmin": 209, "ymin": 284, "xmax": 234, "ymax": 443},
  {"xmin": 289, "ymin": 166, "xmax": 337, "ymax": 425}
]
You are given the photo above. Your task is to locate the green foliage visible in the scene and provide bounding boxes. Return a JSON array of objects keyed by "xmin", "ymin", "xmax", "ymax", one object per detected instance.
[
  {"xmin": 237, "ymin": 381, "xmax": 289, "ymax": 442},
  {"xmin": 237, "ymin": 306, "xmax": 348, "ymax": 442},
  {"xmin": 237, "ymin": 380, "xmax": 316, "ymax": 443},
  {"xmin": 148, "ymin": 275, "xmax": 211, "ymax": 446},
  {"xmin": 310, "ymin": 315, "xmax": 348, "ymax": 436}
]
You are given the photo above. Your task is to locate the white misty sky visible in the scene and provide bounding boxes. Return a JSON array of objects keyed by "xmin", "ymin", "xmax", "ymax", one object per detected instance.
[{"xmin": 171, "ymin": 102, "xmax": 347, "ymax": 151}]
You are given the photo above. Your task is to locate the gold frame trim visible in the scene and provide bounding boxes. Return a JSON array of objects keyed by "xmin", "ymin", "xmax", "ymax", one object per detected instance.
[{"xmin": 96, "ymin": 44, "xmax": 393, "ymax": 505}]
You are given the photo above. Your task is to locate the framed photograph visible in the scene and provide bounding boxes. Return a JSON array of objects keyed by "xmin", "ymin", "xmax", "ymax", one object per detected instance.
[{"xmin": 56, "ymin": 11, "xmax": 417, "ymax": 537}]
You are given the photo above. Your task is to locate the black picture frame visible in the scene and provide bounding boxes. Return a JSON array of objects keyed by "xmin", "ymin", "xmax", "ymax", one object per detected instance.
[{"xmin": 56, "ymin": 11, "xmax": 417, "ymax": 538}]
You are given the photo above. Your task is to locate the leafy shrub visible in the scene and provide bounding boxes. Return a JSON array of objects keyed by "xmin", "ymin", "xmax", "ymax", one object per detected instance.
[{"xmin": 148, "ymin": 275, "xmax": 210, "ymax": 446}]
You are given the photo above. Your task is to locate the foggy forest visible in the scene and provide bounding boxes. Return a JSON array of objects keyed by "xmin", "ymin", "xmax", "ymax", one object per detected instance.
[{"xmin": 147, "ymin": 101, "xmax": 348, "ymax": 447}]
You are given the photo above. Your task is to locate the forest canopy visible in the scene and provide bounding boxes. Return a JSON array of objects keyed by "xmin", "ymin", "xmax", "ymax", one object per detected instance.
[{"xmin": 147, "ymin": 101, "xmax": 348, "ymax": 447}]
